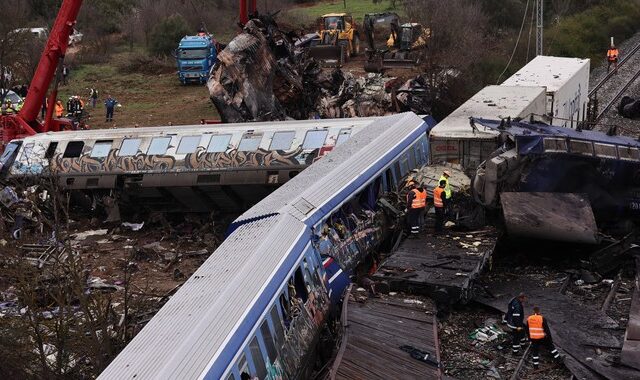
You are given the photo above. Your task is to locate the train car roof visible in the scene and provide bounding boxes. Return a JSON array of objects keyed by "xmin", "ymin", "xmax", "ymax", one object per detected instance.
[
  {"xmin": 17, "ymin": 117, "xmax": 382, "ymax": 142},
  {"xmin": 501, "ymin": 55, "xmax": 590, "ymax": 92},
  {"xmin": 99, "ymin": 213, "xmax": 309, "ymax": 379},
  {"xmin": 429, "ymin": 85, "xmax": 546, "ymax": 140},
  {"xmin": 234, "ymin": 112, "xmax": 431, "ymax": 228}
]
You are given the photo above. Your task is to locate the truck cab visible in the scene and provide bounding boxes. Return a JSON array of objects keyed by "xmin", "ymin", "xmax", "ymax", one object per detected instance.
[{"xmin": 176, "ymin": 35, "xmax": 218, "ymax": 85}]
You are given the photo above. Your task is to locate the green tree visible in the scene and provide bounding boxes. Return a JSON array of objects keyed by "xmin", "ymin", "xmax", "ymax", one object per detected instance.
[{"xmin": 149, "ymin": 14, "xmax": 191, "ymax": 57}]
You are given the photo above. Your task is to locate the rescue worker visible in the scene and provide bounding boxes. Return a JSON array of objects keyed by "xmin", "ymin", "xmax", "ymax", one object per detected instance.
[
  {"xmin": 105, "ymin": 95, "xmax": 118, "ymax": 122},
  {"xmin": 55, "ymin": 100, "xmax": 64, "ymax": 117},
  {"xmin": 525, "ymin": 306, "xmax": 562, "ymax": 368},
  {"xmin": 439, "ymin": 170, "xmax": 452, "ymax": 208},
  {"xmin": 1, "ymin": 99, "xmax": 16, "ymax": 115},
  {"xmin": 505, "ymin": 292, "xmax": 527, "ymax": 355},
  {"xmin": 406, "ymin": 180, "xmax": 427, "ymax": 236},
  {"xmin": 607, "ymin": 44, "xmax": 619, "ymax": 74},
  {"xmin": 90, "ymin": 88, "xmax": 98, "ymax": 108},
  {"xmin": 433, "ymin": 180, "xmax": 446, "ymax": 233}
]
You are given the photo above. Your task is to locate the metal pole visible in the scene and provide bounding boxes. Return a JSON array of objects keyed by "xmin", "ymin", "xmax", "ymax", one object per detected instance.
[{"xmin": 536, "ymin": 0, "xmax": 543, "ymax": 56}]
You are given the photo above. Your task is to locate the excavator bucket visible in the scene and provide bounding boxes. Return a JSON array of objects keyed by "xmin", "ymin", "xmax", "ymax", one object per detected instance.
[
  {"xmin": 364, "ymin": 51, "xmax": 384, "ymax": 73},
  {"xmin": 308, "ymin": 45, "xmax": 345, "ymax": 67},
  {"xmin": 500, "ymin": 192, "xmax": 599, "ymax": 244}
]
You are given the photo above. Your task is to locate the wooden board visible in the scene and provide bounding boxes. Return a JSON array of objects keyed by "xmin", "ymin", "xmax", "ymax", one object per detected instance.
[{"xmin": 330, "ymin": 289, "xmax": 441, "ymax": 380}]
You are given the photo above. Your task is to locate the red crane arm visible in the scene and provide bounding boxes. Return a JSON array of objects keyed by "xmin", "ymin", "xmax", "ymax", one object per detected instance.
[{"xmin": 19, "ymin": 0, "xmax": 83, "ymax": 131}]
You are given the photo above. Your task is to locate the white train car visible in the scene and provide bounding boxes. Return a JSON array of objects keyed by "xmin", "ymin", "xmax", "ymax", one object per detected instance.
[
  {"xmin": 501, "ymin": 55, "xmax": 590, "ymax": 128},
  {"xmin": 429, "ymin": 85, "xmax": 546, "ymax": 169}
]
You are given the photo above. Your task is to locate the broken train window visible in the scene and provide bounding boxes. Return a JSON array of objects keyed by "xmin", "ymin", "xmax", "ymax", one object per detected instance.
[
  {"xmin": 63, "ymin": 141, "xmax": 84, "ymax": 158},
  {"xmin": 303, "ymin": 130, "xmax": 328, "ymax": 149},
  {"xmin": 147, "ymin": 137, "xmax": 172, "ymax": 155},
  {"xmin": 270, "ymin": 131, "xmax": 295, "ymax": 151},
  {"xmin": 119, "ymin": 138, "xmax": 141, "ymax": 156},
  {"xmin": 207, "ymin": 134, "xmax": 232, "ymax": 153},
  {"xmin": 248, "ymin": 336, "xmax": 267, "ymax": 379},
  {"xmin": 176, "ymin": 135, "xmax": 201, "ymax": 154},
  {"xmin": 90, "ymin": 140, "xmax": 113, "ymax": 158}
]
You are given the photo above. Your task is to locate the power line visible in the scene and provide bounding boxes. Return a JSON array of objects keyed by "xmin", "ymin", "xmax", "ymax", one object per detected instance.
[{"xmin": 496, "ymin": 0, "xmax": 531, "ymax": 84}]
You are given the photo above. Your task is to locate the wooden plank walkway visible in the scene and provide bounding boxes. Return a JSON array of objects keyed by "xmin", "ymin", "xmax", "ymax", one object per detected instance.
[
  {"xmin": 330, "ymin": 287, "xmax": 442, "ymax": 380},
  {"xmin": 372, "ymin": 228, "xmax": 498, "ymax": 303}
]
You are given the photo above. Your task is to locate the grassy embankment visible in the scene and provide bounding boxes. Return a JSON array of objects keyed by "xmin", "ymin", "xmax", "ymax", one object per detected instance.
[{"xmin": 58, "ymin": 47, "xmax": 218, "ymax": 130}]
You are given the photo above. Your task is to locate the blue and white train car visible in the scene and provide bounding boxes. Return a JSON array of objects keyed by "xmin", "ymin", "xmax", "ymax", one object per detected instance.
[{"xmin": 99, "ymin": 112, "xmax": 434, "ymax": 380}]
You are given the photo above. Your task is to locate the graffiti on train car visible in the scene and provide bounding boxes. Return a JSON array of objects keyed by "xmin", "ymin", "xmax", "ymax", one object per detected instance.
[
  {"xmin": 279, "ymin": 265, "xmax": 330, "ymax": 377},
  {"xmin": 50, "ymin": 149, "xmax": 176, "ymax": 174},
  {"xmin": 315, "ymin": 209, "xmax": 385, "ymax": 270},
  {"xmin": 184, "ymin": 146, "xmax": 308, "ymax": 169}
]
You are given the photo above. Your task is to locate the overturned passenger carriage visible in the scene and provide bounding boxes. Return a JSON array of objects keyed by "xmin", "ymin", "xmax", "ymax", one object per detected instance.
[
  {"xmin": 98, "ymin": 112, "xmax": 433, "ymax": 379},
  {"xmin": 0, "ymin": 118, "xmax": 380, "ymax": 213}
]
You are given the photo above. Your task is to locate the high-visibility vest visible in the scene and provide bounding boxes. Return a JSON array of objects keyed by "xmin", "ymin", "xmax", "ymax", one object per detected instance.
[
  {"xmin": 439, "ymin": 175, "xmax": 452, "ymax": 199},
  {"xmin": 434, "ymin": 187, "xmax": 445, "ymax": 208},
  {"xmin": 409, "ymin": 188, "xmax": 426, "ymax": 209},
  {"xmin": 607, "ymin": 48, "xmax": 619, "ymax": 61},
  {"xmin": 55, "ymin": 104, "xmax": 64, "ymax": 117},
  {"xmin": 527, "ymin": 314, "xmax": 546, "ymax": 339}
]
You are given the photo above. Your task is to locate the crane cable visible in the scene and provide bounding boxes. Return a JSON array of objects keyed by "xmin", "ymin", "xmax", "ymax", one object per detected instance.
[{"xmin": 496, "ymin": 0, "xmax": 531, "ymax": 84}]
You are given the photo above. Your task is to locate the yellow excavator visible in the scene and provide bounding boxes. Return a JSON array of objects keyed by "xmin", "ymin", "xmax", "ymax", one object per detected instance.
[
  {"xmin": 363, "ymin": 12, "xmax": 429, "ymax": 72},
  {"xmin": 309, "ymin": 13, "xmax": 361, "ymax": 66}
]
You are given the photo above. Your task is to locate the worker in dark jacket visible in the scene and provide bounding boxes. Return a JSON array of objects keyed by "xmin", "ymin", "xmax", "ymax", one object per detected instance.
[
  {"xmin": 505, "ymin": 292, "xmax": 527, "ymax": 355},
  {"xmin": 406, "ymin": 181, "xmax": 426, "ymax": 236},
  {"xmin": 104, "ymin": 95, "xmax": 118, "ymax": 122},
  {"xmin": 525, "ymin": 306, "xmax": 562, "ymax": 368}
]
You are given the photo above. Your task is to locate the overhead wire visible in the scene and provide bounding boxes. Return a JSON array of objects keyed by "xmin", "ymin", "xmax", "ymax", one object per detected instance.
[{"xmin": 496, "ymin": 0, "xmax": 531, "ymax": 84}]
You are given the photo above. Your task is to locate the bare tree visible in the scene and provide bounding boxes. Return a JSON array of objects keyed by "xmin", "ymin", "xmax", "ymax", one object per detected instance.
[{"xmin": 0, "ymin": 0, "xmax": 30, "ymax": 101}]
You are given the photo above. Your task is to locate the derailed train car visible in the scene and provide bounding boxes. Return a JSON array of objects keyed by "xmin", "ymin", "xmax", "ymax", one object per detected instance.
[
  {"xmin": 98, "ymin": 112, "xmax": 433, "ymax": 379},
  {"xmin": 0, "ymin": 118, "xmax": 378, "ymax": 213},
  {"xmin": 472, "ymin": 117, "xmax": 640, "ymax": 243}
]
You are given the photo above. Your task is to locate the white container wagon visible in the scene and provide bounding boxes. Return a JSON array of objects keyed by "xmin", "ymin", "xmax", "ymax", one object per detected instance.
[
  {"xmin": 502, "ymin": 55, "xmax": 590, "ymax": 128},
  {"xmin": 429, "ymin": 85, "xmax": 546, "ymax": 169}
]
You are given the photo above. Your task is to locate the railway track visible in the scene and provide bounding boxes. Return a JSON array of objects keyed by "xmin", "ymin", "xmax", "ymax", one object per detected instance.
[{"xmin": 588, "ymin": 40, "xmax": 640, "ymax": 128}]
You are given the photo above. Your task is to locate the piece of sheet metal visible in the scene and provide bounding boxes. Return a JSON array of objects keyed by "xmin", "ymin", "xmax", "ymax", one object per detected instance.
[{"xmin": 500, "ymin": 192, "xmax": 598, "ymax": 244}]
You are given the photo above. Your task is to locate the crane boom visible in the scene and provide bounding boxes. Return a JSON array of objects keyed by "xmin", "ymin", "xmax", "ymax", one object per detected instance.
[{"xmin": 0, "ymin": 0, "xmax": 82, "ymax": 145}]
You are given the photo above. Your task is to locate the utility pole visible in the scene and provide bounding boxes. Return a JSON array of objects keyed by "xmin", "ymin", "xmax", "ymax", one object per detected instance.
[{"xmin": 536, "ymin": 0, "xmax": 543, "ymax": 56}]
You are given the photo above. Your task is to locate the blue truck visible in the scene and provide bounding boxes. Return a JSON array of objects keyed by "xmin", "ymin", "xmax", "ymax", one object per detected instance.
[{"xmin": 175, "ymin": 34, "xmax": 218, "ymax": 85}]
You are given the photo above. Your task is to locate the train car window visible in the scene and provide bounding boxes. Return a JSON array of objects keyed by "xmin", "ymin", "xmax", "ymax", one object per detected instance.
[
  {"xmin": 248, "ymin": 336, "xmax": 267, "ymax": 379},
  {"xmin": 278, "ymin": 293, "xmax": 291, "ymax": 329},
  {"xmin": 384, "ymin": 169, "xmax": 394, "ymax": 191},
  {"xmin": 44, "ymin": 142, "xmax": 58, "ymax": 159},
  {"xmin": 236, "ymin": 353, "xmax": 249, "ymax": 378},
  {"xmin": 260, "ymin": 320, "xmax": 278, "ymax": 363},
  {"xmin": 393, "ymin": 162, "xmax": 401, "ymax": 181},
  {"xmin": 399, "ymin": 154, "xmax": 409, "ymax": 175},
  {"xmin": 270, "ymin": 131, "xmax": 295, "ymax": 151},
  {"xmin": 336, "ymin": 128, "xmax": 351, "ymax": 146},
  {"xmin": 177, "ymin": 136, "xmax": 201, "ymax": 154},
  {"xmin": 270, "ymin": 305, "xmax": 285, "ymax": 346},
  {"xmin": 90, "ymin": 140, "xmax": 113, "ymax": 158},
  {"xmin": 303, "ymin": 130, "xmax": 328, "ymax": 149},
  {"xmin": 147, "ymin": 137, "xmax": 172, "ymax": 155},
  {"xmin": 119, "ymin": 138, "xmax": 141, "ymax": 156},
  {"xmin": 238, "ymin": 134, "xmax": 262, "ymax": 151},
  {"xmin": 208, "ymin": 134, "xmax": 232, "ymax": 152},
  {"xmin": 407, "ymin": 148, "xmax": 416, "ymax": 169},
  {"xmin": 294, "ymin": 268, "xmax": 308, "ymax": 303},
  {"xmin": 63, "ymin": 141, "xmax": 84, "ymax": 158},
  {"xmin": 225, "ymin": 373, "xmax": 236, "ymax": 380}
]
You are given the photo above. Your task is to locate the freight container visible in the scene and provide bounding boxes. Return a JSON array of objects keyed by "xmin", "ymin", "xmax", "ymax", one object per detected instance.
[
  {"xmin": 502, "ymin": 55, "xmax": 590, "ymax": 128},
  {"xmin": 429, "ymin": 85, "xmax": 546, "ymax": 169}
]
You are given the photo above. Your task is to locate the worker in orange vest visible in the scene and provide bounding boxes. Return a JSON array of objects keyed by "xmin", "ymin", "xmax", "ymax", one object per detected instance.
[
  {"xmin": 406, "ymin": 180, "xmax": 427, "ymax": 236},
  {"xmin": 607, "ymin": 44, "xmax": 619, "ymax": 74},
  {"xmin": 55, "ymin": 100, "xmax": 64, "ymax": 117},
  {"xmin": 525, "ymin": 306, "xmax": 562, "ymax": 368},
  {"xmin": 433, "ymin": 179, "xmax": 446, "ymax": 233}
]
